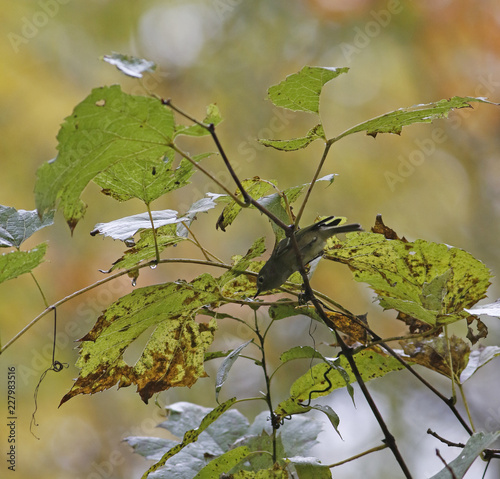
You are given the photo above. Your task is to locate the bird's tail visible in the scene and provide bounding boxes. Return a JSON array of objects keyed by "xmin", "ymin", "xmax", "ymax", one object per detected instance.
[{"xmin": 329, "ymin": 222, "xmax": 363, "ymax": 234}]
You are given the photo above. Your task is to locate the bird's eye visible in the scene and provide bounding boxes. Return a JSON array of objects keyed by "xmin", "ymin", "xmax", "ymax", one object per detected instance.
[{"xmin": 257, "ymin": 276, "xmax": 264, "ymax": 284}]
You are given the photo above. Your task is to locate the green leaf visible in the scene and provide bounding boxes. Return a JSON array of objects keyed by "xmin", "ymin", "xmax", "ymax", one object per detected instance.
[
  {"xmin": 335, "ymin": 96, "xmax": 499, "ymax": 140},
  {"xmin": 280, "ymin": 346, "xmax": 324, "ymax": 364},
  {"xmin": 267, "ymin": 66, "xmax": 349, "ymax": 114},
  {"xmin": 0, "ymin": 206, "xmax": 53, "ymax": 248},
  {"xmin": 230, "ymin": 465, "xmax": 288, "ymax": 478},
  {"xmin": 193, "ymin": 447, "xmax": 250, "ymax": 479},
  {"xmin": 108, "ymin": 224, "xmax": 186, "ymax": 271},
  {"xmin": 309, "ymin": 404, "xmax": 341, "ymax": 438},
  {"xmin": 282, "ymin": 174, "xmax": 335, "ymax": 205},
  {"xmin": 259, "ymin": 124, "xmax": 325, "ymax": 151},
  {"xmin": 90, "ymin": 209, "xmax": 184, "ymax": 242},
  {"xmin": 269, "ymin": 302, "xmax": 321, "ymax": 322},
  {"xmin": 276, "ymin": 348, "xmax": 404, "ymax": 417},
  {"xmin": 142, "ymin": 398, "xmax": 237, "ymax": 479},
  {"xmin": 215, "ymin": 339, "xmax": 253, "ymax": 401},
  {"xmin": 35, "ymin": 85, "xmax": 175, "ymax": 231},
  {"xmin": 219, "ymin": 236, "xmax": 266, "ymax": 288},
  {"xmin": 289, "ymin": 456, "xmax": 332, "ymax": 479},
  {"xmin": 460, "ymin": 345, "xmax": 500, "ymax": 382},
  {"xmin": 429, "ymin": 431, "xmax": 500, "ymax": 479},
  {"xmin": 227, "ymin": 432, "xmax": 282, "ymax": 473},
  {"xmin": 0, "ymin": 243, "xmax": 47, "ymax": 284},
  {"xmin": 94, "ymin": 153, "xmax": 194, "ymax": 203},
  {"xmin": 219, "ymin": 266, "xmax": 266, "ymax": 301},
  {"xmin": 60, "ymin": 273, "xmax": 221, "ymax": 405},
  {"xmin": 102, "ymin": 53, "xmax": 156, "ymax": 78},
  {"xmin": 174, "ymin": 104, "xmax": 223, "ymax": 137},
  {"xmin": 325, "ymin": 232, "xmax": 491, "ymax": 326},
  {"xmin": 205, "ymin": 350, "xmax": 232, "ymax": 361},
  {"xmin": 216, "ymin": 178, "xmax": 276, "ymax": 232}
]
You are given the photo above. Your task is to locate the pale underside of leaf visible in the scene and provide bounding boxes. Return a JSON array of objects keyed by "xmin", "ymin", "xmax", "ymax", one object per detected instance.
[
  {"xmin": 91, "ymin": 210, "xmax": 184, "ymax": 242},
  {"xmin": 0, "ymin": 206, "xmax": 54, "ymax": 248},
  {"xmin": 102, "ymin": 53, "xmax": 156, "ymax": 78}
]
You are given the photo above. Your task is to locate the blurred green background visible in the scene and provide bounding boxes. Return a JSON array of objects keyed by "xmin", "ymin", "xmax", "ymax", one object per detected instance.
[{"xmin": 1, "ymin": 1, "xmax": 500, "ymax": 477}]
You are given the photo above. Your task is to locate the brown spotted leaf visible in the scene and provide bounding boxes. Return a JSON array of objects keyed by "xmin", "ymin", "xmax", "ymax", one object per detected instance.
[
  {"xmin": 325, "ymin": 232, "xmax": 491, "ymax": 327},
  {"xmin": 276, "ymin": 347, "xmax": 405, "ymax": 418},
  {"xmin": 400, "ymin": 335, "xmax": 470, "ymax": 380},
  {"xmin": 60, "ymin": 273, "xmax": 221, "ymax": 405}
]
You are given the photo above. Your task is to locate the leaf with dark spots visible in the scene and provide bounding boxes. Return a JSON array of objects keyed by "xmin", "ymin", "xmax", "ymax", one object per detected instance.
[
  {"xmin": 60, "ymin": 273, "xmax": 221, "ymax": 405},
  {"xmin": 325, "ymin": 228, "xmax": 491, "ymax": 327},
  {"xmin": 400, "ymin": 335, "xmax": 470, "ymax": 380},
  {"xmin": 276, "ymin": 347, "xmax": 405, "ymax": 418}
]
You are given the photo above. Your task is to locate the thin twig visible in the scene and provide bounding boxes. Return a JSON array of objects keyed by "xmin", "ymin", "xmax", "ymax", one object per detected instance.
[
  {"xmin": 359, "ymin": 328, "xmax": 441, "ymax": 349},
  {"xmin": 444, "ymin": 325, "xmax": 457, "ymax": 404},
  {"xmin": 169, "ymin": 143, "xmax": 246, "ymax": 204},
  {"xmin": 295, "ymin": 141, "xmax": 332, "ymax": 227},
  {"xmin": 427, "ymin": 429, "xmax": 465, "ymax": 448},
  {"xmin": 0, "ymin": 257, "xmax": 260, "ymax": 354},
  {"xmin": 436, "ymin": 449, "xmax": 457, "ymax": 479},
  {"xmin": 181, "ymin": 221, "xmax": 219, "ymax": 262},
  {"xmin": 253, "ymin": 311, "xmax": 278, "ymax": 463},
  {"xmin": 457, "ymin": 383, "xmax": 476, "ymax": 433},
  {"xmin": 164, "ymin": 99, "xmax": 290, "ymax": 231},
  {"xmin": 30, "ymin": 271, "xmax": 50, "ymax": 309},
  {"xmin": 327, "ymin": 444, "xmax": 388, "ymax": 468},
  {"xmin": 1, "ymin": 254, "xmax": 288, "ymax": 353}
]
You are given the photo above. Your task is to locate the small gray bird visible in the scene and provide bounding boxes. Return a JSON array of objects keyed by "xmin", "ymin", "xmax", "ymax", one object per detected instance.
[{"xmin": 255, "ymin": 216, "xmax": 362, "ymax": 295}]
